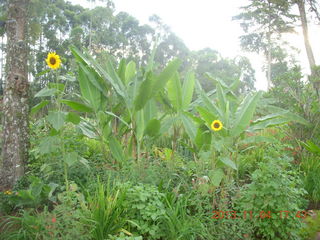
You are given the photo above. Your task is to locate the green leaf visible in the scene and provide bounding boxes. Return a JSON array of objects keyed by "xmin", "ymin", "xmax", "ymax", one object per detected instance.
[
  {"xmin": 197, "ymin": 106, "xmax": 217, "ymax": 126},
  {"xmin": 134, "ymin": 72, "xmax": 154, "ymax": 111},
  {"xmin": 144, "ymin": 119, "xmax": 161, "ymax": 137},
  {"xmin": 302, "ymin": 140, "xmax": 320, "ymax": 155},
  {"xmin": 167, "ymin": 71, "xmax": 182, "ymax": 111},
  {"xmin": 210, "ymin": 169, "xmax": 224, "ymax": 187},
  {"xmin": 219, "ymin": 156, "xmax": 237, "ymax": 170},
  {"xmin": 195, "ymin": 125, "xmax": 212, "ymax": 150},
  {"xmin": 182, "ymin": 71, "xmax": 195, "ymax": 110},
  {"xmin": 66, "ymin": 112, "xmax": 81, "ymax": 125},
  {"xmin": 125, "ymin": 61, "xmax": 136, "ymax": 85},
  {"xmin": 78, "ymin": 120, "xmax": 97, "ymax": 139},
  {"xmin": 35, "ymin": 69, "xmax": 50, "ymax": 77},
  {"xmin": 181, "ymin": 113, "xmax": 197, "ymax": 143},
  {"xmin": 78, "ymin": 64, "xmax": 101, "ymax": 110},
  {"xmin": 109, "ymin": 136, "xmax": 126, "ymax": 163},
  {"xmin": 216, "ymin": 83, "xmax": 227, "ymax": 113},
  {"xmin": 47, "ymin": 111, "xmax": 66, "ymax": 131},
  {"xmin": 34, "ymin": 88, "xmax": 56, "ymax": 97},
  {"xmin": 64, "ymin": 152, "xmax": 79, "ymax": 167},
  {"xmin": 38, "ymin": 136, "xmax": 60, "ymax": 154},
  {"xmin": 152, "ymin": 58, "xmax": 181, "ymax": 96},
  {"xmin": 60, "ymin": 99, "xmax": 93, "ymax": 113},
  {"xmin": 48, "ymin": 83, "xmax": 65, "ymax": 92},
  {"xmin": 231, "ymin": 91, "xmax": 262, "ymax": 137},
  {"xmin": 31, "ymin": 100, "xmax": 49, "ymax": 115},
  {"xmin": 117, "ymin": 58, "xmax": 127, "ymax": 84}
]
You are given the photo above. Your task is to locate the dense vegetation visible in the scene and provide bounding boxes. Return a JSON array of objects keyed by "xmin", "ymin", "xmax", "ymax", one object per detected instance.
[{"xmin": 0, "ymin": 0, "xmax": 320, "ymax": 239}]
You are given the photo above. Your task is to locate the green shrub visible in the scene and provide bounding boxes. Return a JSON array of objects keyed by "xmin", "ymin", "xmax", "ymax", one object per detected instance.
[
  {"xmin": 124, "ymin": 183, "xmax": 166, "ymax": 239},
  {"xmin": 236, "ymin": 157, "xmax": 308, "ymax": 240}
]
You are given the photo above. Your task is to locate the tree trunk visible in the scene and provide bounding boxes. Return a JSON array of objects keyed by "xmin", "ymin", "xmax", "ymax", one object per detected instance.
[
  {"xmin": 0, "ymin": 0, "xmax": 29, "ymax": 190},
  {"xmin": 266, "ymin": 0, "xmax": 272, "ymax": 90},
  {"xmin": 297, "ymin": 0, "xmax": 316, "ymax": 71}
]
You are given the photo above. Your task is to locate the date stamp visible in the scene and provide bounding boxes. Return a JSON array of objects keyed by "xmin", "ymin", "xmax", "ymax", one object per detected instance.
[{"xmin": 211, "ymin": 210, "xmax": 312, "ymax": 220}]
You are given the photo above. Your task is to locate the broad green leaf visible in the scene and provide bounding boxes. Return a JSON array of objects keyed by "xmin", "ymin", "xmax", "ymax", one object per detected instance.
[
  {"xmin": 210, "ymin": 169, "xmax": 224, "ymax": 187},
  {"xmin": 66, "ymin": 112, "xmax": 81, "ymax": 125},
  {"xmin": 301, "ymin": 140, "xmax": 320, "ymax": 155},
  {"xmin": 136, "ymin": 110, "xmax": 145, "ymax": 141},
  {"xmin": 197, "ymin": 106, "xmax": 217, "ymax": 126},
  {"xmin": 104, "ymin": 56, "xmax": 126, "ymax": 98},
  {"xmin": 60, "ymin": 99, "xmax": 93, "ymax": 113},
  {"xmin": 117, "ymin": 58, "xmax": 127, "ymax": 84},
  {"xmin": 34, "ymin": 88, "xmax": 56, "ymax": 97},
  {"xmin": 35, "ymin": 69, "xmax": 50, "ymax": 77},
  {"xmin": 216, "ymin": 83, "xmax": 227, "ymax": 113},
  {"xmin": 160, "ymin": 116, "xmax": 175, "ymax": 134},
  {"xmin": 109, "ymin": 136, "xmax": 126, "ymax": 163},
  {"xmin": 196, "ymin": 81, "xmax": 223, "ymax": 118},
  {"xmin": 47, "ymin": 111, "xmax": 66, "ymax": 131},
  {"xmin": 31, "ymin": 100, "xmax": 49, "ymax": 115},
  {"xmin": 125, "ymin": 61, "xmax": 136, "ymax": 85},
  {"xmin": 205, "ymin": 72, "xmax": 229, "ymax": 88},
  {"xmin": 144, "ymin": 119, "xmax": 161, "ymax": 137},
  {"xmin": 38, "ymin": 136, "xmax": 60, "ymax": 154},
  {"xmin": 167, "ymin": 71, "xmax": 182, "ymax": 111},
  {"xmin": 79, "ymin": 62, "xmax": 105, "ymax": 96},
  {"xmin": 195, "ymin": 125, "xmax": 212, "ymax": 150},
  {"xmin": 48, "ymin": 83, "xmax": 65, "ymax": 92},
  {"xmin": 151, "ymin": 58, "xmax": 181, "ymax": 96},
  {"xmin": 78, "ymin": 120, "xmax": 97, "ymax": 139},
  {"xmin": 144, "ymin": 100, "xmax": 157, "ymax": 124},
  {"xmin": 181, "ymin": 113, "xmax": 197, "ymax": 143},
  {"xmin": 219, "ymin": 156, "xmax": 237, "ymax": 170},
  {"xmin": 71, "ymin": 45, "xmax": 124, "ymax": 99},
  {"xmin": 78, "ymin": 64, "xmax": 101, "ymax": 111},
  {"xmin": 248, "ymin": 118, "xmax": 290, "ymax": 131},
  {"xmin": 231, "ymin": 91, "xmax": 262, "ymax": 137},
  {"xmin": 182, "ymin": 71, "xmax": 195, "ymax": 110},
  {"xmin": 134, "ymin": 72, "xmax": 154, "ymax": 111},
  {"xmin": 64, "ymin": 152, "xmax": 79, "ymax": 167},
  {"xmin": 105, "ymin": 111, "xmax": 130, "ymax": 128}
]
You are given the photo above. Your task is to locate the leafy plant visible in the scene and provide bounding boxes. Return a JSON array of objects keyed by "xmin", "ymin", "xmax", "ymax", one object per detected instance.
[
  {"xmin": 160, "ymin": 191, "xmax": 208, "ymax": 240},
  {"xmin": 124, "ymin": 183, "xmax": 166, "ymax": 239},
  {"xmin": 83, "ymin": 178, "xmax": 129, "ymax": 240},
  {"xmin": 236, "ymin": 156, "xmax": 308, "ymax": 240}
]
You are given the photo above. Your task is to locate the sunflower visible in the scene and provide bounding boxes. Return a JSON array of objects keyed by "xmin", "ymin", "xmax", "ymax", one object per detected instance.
[
  {"xmin": 211, "ymin": 120, "xmax": 223, "ymax": 131},
  {"xmin": 46, "ymin": 52, "xmax": 61, "ymax": 70}
]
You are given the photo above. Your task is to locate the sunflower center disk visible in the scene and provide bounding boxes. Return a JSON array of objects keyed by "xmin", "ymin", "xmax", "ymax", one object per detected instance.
[
  {"xmin": 214, "ymin": 123, "xmax": 220, "ymax": 128},
  {"xmin": 50, "ymin": 57, "xmax": 56, "ymax": 65}
]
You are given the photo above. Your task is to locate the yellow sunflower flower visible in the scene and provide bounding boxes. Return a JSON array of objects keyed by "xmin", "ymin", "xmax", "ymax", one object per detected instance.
[
  {"xmin": 211, "ymin": 120, "xmax": 223, "ymax": 131},
  {"xmin": 46, "ymin": 52, "xmax": 61, "ymax": 70},
  {"xmin": 4, "ymin": 190, "xmax": 12, "ymax": 195}
]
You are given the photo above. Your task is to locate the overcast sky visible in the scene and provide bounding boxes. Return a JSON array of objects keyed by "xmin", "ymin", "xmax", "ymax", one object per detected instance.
[{"xmin": 72, "ymin": 0, "xmax": 320, "ymax": 91}]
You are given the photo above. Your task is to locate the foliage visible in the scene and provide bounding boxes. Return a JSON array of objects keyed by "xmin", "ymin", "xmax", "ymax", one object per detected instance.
[
  {"xmin": 236, "ymin": 156, "xmax": 308, "ymax": 240},
  {"xmin": 83, "ymin": 179, "xmax": 129, "ymax": 240},
  {"xmin": 124, "ymin": 183, "xmax": 166, "ymax": 239},
  {"xmin": 160, "ymin": 191, "xmax": 208, "ymax": 240},
  {"xmin": 0, "ymin": 186, "xmax": 90, "ymax": 240}
]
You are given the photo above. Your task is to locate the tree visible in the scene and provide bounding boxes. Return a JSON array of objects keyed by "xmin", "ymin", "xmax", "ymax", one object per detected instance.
[
  {"xmin": 234, "ymin": 0, "xmax": 297, "ymax": 89},
  {"xmin": 295, "ymin": 0, "xmax": 316, "ymax": 70},
  {"xmin": 0, "ymin": 0, "xmax": 30, "ymax": 190}
]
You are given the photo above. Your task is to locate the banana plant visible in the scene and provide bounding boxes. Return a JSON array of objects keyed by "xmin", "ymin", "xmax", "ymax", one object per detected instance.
[
  {"xmin": 69, "ymin": 46, "xmax": 181, "ymax": 162},
  {"xmin": 192, "ymin": 74, "xmax": 310, "ymax": 186}
]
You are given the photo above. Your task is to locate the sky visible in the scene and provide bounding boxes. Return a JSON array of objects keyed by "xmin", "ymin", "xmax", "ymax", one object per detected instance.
[{"xmin": 72, "ymin": 0, "xmax": 320, "ymax": 91}]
